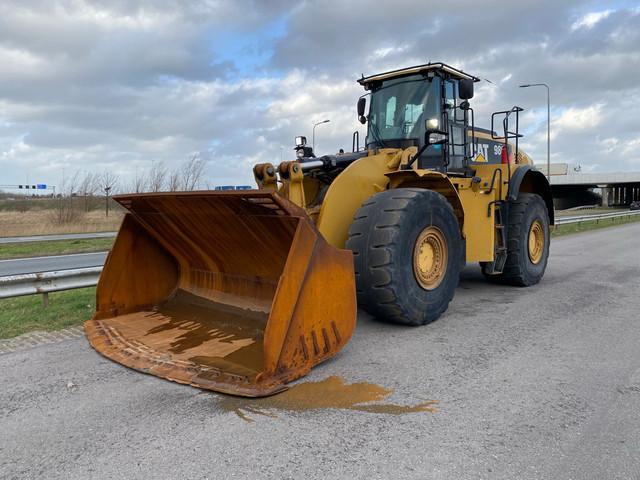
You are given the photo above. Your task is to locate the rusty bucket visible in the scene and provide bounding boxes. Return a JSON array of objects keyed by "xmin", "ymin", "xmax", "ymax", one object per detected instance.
[{"xmin": 84, "ymin": 191, "xmax": 356, "ymax": 397}]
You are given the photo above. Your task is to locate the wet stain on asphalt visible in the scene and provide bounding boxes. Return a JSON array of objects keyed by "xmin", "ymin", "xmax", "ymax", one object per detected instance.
[{"xmin": 215, "ymin": 376, "xmax": 438, "ymax": 422}]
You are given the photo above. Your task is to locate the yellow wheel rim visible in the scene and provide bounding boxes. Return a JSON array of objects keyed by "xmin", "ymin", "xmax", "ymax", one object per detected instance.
[
  {"xmin": 413, "ymin": 226, "xmax": 448, "ymax": 290},
  {"xmin": 528, "ymin": 219, "xmax": 545, "ymax": 265}
]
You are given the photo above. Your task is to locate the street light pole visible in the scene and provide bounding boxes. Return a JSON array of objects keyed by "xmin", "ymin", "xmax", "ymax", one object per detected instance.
[
  {"xmin": 104, "ymin": 186, "xmax": 111, "ymax": 217},
  {"xmin": 519, "ymin": 83, "xmax": 550, "ymax": 180},
  {"xmin": 312, "ymin": 119, "xmax": 330, "ymax": 152}
]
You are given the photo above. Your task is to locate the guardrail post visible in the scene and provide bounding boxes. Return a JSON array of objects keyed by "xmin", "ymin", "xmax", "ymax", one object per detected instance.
[{"xmin": 42, "ymin": 292, "xmax": 49, "ymax": 308}]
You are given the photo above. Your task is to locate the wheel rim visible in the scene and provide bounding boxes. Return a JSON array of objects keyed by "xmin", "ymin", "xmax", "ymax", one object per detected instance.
[
  {"xmin": 413, "ymin": 226, "xmax": 448, "ymax": 290},
  {"xmin": 528, "ymin": 219, "xmax": 545, "ymax": 265}
]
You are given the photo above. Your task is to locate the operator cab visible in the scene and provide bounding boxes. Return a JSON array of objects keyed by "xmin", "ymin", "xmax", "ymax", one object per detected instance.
[{"xmin": 358, "ymin": 63, "xmax": 479, "ymax": 175}]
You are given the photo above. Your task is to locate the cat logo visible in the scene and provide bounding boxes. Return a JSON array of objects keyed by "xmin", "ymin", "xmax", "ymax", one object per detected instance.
[{"xmin": 474, "ymin": 152, "xmax": 487, "ymax": 163}]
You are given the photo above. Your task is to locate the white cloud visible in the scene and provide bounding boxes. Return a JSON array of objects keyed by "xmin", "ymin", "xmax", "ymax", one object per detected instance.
[
  {"xmin": 571, "ymin": 9, "xmax": 614, "ymax": 30},
  {"xmin": 598, "ymin": 136, "xmax": 619, "ymax": 153},
  {"xmin": 551, "ymin": 103, "xmax": 604, "ymax": 136},
  {"xmin": 621, "ymin": 137, "xmax": 640, "ymax": 156}
]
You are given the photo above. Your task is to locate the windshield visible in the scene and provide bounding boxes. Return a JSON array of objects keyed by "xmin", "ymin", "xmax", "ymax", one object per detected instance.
[{"xmin": 367, "ymin": 74, "xmax": 440, "ymax": 148}]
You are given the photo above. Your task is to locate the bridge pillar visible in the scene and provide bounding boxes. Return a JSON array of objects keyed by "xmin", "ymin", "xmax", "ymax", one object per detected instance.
[{"xmin": 602, "ymin": 187, "xmax": 611, "ymax": 207}]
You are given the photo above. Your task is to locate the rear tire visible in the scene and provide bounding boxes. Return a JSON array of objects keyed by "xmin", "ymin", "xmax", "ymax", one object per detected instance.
[
  {"xmin": 484, "ymin": 192, "xmax": 550, "ymax": 286},
  {"xmin": 346, "ymin": 188, "xmax": 463, "ymax": 326}
]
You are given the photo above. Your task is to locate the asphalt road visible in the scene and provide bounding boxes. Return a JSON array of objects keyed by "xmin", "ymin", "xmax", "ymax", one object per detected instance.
[
  {"xmin": 0, "ymin": 251, "xmax": 107, "ymax": 276},
  {"xmin": 0, "ymin": 232, "xmax": 116, "ymax": 245},
  {"xmin": 1, "ymin": 223, "xmax": 640, "ymax": 479}
]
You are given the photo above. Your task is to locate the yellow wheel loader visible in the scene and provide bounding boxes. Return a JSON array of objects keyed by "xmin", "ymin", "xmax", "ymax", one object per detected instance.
[{"xmin": 85, "ymin": 63, "xmax": 554, "ymax": 396}]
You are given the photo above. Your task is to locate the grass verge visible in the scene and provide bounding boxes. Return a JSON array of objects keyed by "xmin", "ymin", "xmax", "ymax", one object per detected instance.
[
  {"xmin": 0, "ymin": 237, "xmax": 113, "ymax": 260},
  {"xmin": 552, "ymin": 213, "xmax": 640, "ymax": 237},
  {"xmin": 0, "ymin": 287, "xmax": 95, "ymax": 339}
]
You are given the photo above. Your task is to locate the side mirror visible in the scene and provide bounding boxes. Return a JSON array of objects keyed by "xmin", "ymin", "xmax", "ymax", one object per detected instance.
[
  {"xmin": 425, "ymin": 128, "xmax": 448, "ymax": 146},
  {"xmin": 357, "ymin": 97, "xmax": 367, "ymax": 124},
  {"xmin": 459, "ymin": 78, "xmax": 474, "ymax": 100}
]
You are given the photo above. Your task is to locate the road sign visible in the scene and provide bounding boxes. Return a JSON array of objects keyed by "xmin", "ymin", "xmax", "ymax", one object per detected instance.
[
  {"xmin": 0, "ymin": 184, "xmax": 53, "ymax": 191},
  {"xmin": 214, "ymin": 185, "xmax": 253, "ymax": 191}
]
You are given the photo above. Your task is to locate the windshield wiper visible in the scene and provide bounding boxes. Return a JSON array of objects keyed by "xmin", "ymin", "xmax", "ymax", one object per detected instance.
[{"xmin": 369, "ymin": 121, "xmax": 389, "ymax": 148}]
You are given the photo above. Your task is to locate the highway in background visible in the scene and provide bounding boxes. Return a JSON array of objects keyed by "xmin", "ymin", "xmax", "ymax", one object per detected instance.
[
  {"xmin": 0, "ymin": 231, "xmax": 116, "ymax": 244},
  {"xmin": 0, "ymin": 251, "xmax": 108, "ymax": 276},
  {"xmin": 1, "ymin": 222, "xmax": 640, "ymax": 479}
]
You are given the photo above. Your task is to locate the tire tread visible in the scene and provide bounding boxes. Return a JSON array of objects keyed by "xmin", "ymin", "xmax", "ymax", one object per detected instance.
[{"xmin": 346, "ymin": 188, "xmax": 461, "ymax": 325}]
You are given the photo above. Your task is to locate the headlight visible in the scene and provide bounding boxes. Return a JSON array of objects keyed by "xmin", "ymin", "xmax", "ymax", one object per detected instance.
[{"xmin": 426, "ymin": 118, "xmax": 439, "ymax": 129}]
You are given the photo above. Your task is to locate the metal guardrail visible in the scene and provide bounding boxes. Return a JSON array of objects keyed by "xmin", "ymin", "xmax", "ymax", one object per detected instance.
[
  {"xmin": 0, "ymin": 210, "xmax": 639, "ymax": 303},
  {"xmin": 0, "ymin": 267, "xmax": 102, "ymax": 305},
  {"xmin": 555, "ymin": 210, "xmax": 640, "ymax": 225},
  {"xmin": 0, "ymin": 231, "xmax": 116, "ymax": 245}
]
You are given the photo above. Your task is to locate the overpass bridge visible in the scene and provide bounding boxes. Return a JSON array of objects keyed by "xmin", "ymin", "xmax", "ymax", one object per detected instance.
[{"xmin": 538, "ymin": 164, "xmax": 640, "ymax": 208}]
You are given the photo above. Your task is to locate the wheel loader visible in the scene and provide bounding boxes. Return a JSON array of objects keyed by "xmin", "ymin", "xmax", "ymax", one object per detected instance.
[{"xmin": 85, "ymin": 63, "xmax": 553, "ymax": 397}]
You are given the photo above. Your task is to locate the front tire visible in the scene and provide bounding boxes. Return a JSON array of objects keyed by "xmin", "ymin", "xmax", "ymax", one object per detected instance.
[
  {"xmin": 346, "ymin": 188, "xmax": 463, "ymax": 326},
  {"xmin": 491, "ymin": 192, "xmax": 550, "ymax": 286}
]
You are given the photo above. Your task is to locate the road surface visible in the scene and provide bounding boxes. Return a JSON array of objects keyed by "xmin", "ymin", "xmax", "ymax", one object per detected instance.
[
  {"xmin": 1, "ymin": 223, "xmax": 640, "ymax": 479},
  {"xmin": 0, "ymin": 251, "xmax": 107, "ymax": 276},
  {"xmin": 0, "ymin": 232, "xmax": 116, "ymax": 245}
]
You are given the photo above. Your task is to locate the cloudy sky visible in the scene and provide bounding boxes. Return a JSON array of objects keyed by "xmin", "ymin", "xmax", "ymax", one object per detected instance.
[{"xmin": 1, "ymin": 0, "xmax": 639, "ymax": 190}]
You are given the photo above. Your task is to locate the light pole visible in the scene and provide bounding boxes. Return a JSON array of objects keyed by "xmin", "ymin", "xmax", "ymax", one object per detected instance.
[
  {"xmin": 104, "ymin": 186, "xmax": 111, "ymax": 217},
  {"xmin": 312, "ymin": 119, "xmax": 330, "ymax": 152},
  {"xmin": 519, "ymin": 83, "xmax": 550, "ymax": 180}
]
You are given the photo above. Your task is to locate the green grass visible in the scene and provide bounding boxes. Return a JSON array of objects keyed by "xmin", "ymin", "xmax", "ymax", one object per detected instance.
[
  {"xmin": 552, "ymin": 213, "xmax": 640, "ymax": 237},
  {"xmin": 0, "ymin": 237, "xmax": 113, "ymax": 260},
  {"xmin": 0, "ymin": 287, "xmax": 95, "ymax": 339}
]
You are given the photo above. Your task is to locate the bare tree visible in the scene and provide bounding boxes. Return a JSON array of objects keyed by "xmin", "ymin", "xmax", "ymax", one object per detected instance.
[
  {"xmin": 148, "ymin": 161, "xmax": 167, "ymax": 192},
  {"xmin": 79, "ymin": 171, "xmax": 99, "ymax": 195},
  {"xmin": 50, "ymin": 170, "xmax": 82, "ymax": 224},
  {"xmin": 101, "ymin": 171, "xmax": 119, "ymax": 217},
  {"xmin": 78, "ymin": 171, "xmax": 100, "ymax": 211},
  {"xmin": 167, "ymin": 169, "xmax": 181, "ymax": 191},
  {"xmin": 180, "ymin": 154, "xmax": 206, "ymax": 191},
  {"xmin": 133, "ymin": 168, "xmax": 146, "ymax": 193}
]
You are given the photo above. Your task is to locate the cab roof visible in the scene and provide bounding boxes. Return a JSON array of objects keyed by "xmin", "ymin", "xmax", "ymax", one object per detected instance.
[{"xmin": 357, "ymin": 62, "xmax": 480, "ymax": 89}]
